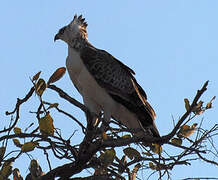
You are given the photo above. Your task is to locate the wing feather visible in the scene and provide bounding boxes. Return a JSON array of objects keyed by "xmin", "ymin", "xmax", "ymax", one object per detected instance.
[{"xmin": 80, "ymin": 46, "xmax": 159, "ymax": 137}]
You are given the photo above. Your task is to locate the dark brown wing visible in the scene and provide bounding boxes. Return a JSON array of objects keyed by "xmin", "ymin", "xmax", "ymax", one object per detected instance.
[{"xmin": 80, "ymin": 46, "xmax": 159, "ymax": 137}]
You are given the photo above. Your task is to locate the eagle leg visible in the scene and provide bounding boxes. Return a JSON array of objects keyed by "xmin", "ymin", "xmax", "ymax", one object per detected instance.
[{"xmin": 83, "ymin": 96, "xmax": 101, "ymax": 127}]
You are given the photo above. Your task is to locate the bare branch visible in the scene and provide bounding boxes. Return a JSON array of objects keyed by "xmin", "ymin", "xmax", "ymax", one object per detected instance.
[
  {"xmin": 3, "ymin": 87, "xmax": 35, "ymax": 133},
  {"xmin": 48, "ymin": 85, "xmax": 88, "ymax": 113}
]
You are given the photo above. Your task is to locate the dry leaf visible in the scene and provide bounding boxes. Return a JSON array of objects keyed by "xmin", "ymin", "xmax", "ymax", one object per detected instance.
[
  {"xmin": 32, "ymin": 71, "xmax": 41, "ymax": 81},
  {"xmin": 193, "ymin": 101, "xmax": 204, "ymax": 115},
  {"xmin": 47, "ymin": 67, "xmax": 66, "ymax": 85},
  {"xmin": 121, "ymin": 134, "xmax": 131, "ymax": 139},
  {"xmin": 131, "ymin": 163, "xmax": 141, "ymax": 180},
  {"xmin": 178, "ymin": 123, "xmax": 197, "ymax": 138},
  {"xmin": 0, "ymin": 147, "xmax": 6, "ymax": 160},
  {"xmin": 29, "ymin": 159, "xmax": 44, "ymax": 177},
  {"xmin": 13, "ymin": 139, "xmax": 22, "ymax": 148},
  {"xmin": 47, "ymin": 103, "xmax": 59, "ymax": 110},
  {"xmin": 13, "ymin": 168, "xmax": 22, "ymax": 180},
  {"xmin": 206, "ymin": 96, "xmax": 216, "ymax": 109},
  {"xmin": 151, "ymin": 144, "xmax": 162, "ymax": 154},
  {"xmin": 178, "ymin": 125, "xmax": 190, "ymax": 138},
  {"xmin": 171, "ymin": 138, "xmax": 182, "ymax": 146},
  {"xmin": 13, "ymin": 127, "xmax": 22, "ymax": 134},
  {"xmin": 191, "ymin": 123, "xmax": 198, "ymax": 129},
  {"xmin": 102, "ymin": 132, "xmax": 108, "ymax": 140},
  {"xmin": 94, "ymin": 169, "xmax": 102, "ymax": 176},
  {"xmin": 142, "ymin": 151, "xmax": 153, "ymax": 156},
  {"xmin": 184, "ymin": 98, "xmax": 190, "ymax": 111},
  {"xmin": 149, "ymin": 162, "xmax": 156, "ymax": 170},
  {"xmin": 1, "ymin": 160, "xmax": 13, "ymax": 178},
  {"xmin": 35, "ymin": 78, "xmax": 47, "ymax": 96},
  {"xmin": 121, "ymin": 155, "xmax": 127, "ymax": 165},
  {"xmin": 118, "ymin": 155, "xmax": 127, "ymax": 174}
]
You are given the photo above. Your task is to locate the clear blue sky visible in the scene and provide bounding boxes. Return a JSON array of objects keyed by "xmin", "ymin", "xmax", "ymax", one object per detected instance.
[{"xmin": 1, "ymin": 1, "xmax": 218, "ymax": 179}]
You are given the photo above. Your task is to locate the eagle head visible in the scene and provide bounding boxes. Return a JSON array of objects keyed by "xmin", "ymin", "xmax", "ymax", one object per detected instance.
[{"xmin": 54, "ymin": 14, "xmax": 88, "ymax": 44}]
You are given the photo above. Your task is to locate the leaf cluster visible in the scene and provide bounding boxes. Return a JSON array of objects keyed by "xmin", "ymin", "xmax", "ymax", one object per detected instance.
[{"xmin": 0, "ymin": 69, "xmax": 217, "ymax": 180}]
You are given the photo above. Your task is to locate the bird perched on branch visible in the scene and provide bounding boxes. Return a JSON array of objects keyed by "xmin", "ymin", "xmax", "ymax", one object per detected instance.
[{"xmin": 54, "ymin": 14, "xmax": 160, "ymax": 138}]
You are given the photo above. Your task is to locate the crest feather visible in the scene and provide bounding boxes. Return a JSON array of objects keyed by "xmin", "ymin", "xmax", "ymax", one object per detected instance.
[{"xmin": 73, "ymin": 14, "xmax": 88, "ymax": 28}]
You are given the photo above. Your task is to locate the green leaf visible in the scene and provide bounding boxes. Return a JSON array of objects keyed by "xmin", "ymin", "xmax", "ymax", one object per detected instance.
[
  {"xmin": 21, "ymin": 142, "xmax": 36, "ymax": 152},
  {"xmin": 39, "ymin": 112, "xmax": 54, "ymax": 136},
  {"xmin": 123, "ymin": 147, "xmax": 141, "ymax": 160},
  {"xmin": 99, "ymin": 149, "xmax": 116, "ymax": 167}
]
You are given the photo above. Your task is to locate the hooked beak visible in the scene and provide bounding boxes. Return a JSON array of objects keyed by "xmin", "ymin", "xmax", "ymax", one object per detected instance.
[{"xmin": 54, "ymin": 34, "xmax": 60, "ymax": 42}]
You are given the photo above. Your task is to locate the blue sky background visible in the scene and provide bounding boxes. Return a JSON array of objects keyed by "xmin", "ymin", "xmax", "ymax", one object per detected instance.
[{"xmin": 0, "ymin": 1, "xmax": 218, "ymax": 179}]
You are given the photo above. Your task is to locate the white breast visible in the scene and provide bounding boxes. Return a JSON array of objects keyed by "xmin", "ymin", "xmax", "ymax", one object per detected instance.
[
  {"xmin": 66, "ymin": 48, "xmax": 83, "ymax": 90},
  {"xmin": 66, "ymin": 47, "xmax": 115, "ymax": 108}
]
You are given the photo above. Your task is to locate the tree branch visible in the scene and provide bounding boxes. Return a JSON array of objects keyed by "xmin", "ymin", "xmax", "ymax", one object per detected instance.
[
  {"xmin": 48, "ymin": 85, "xmax": 88, "ymax": 113},
  {"xmin": 3, "ymin": 87, "xmax": 35, "ymax": 133},
  {"xmin": 162, "ymin": 80, "xmax": 209, "ymax": 141}
]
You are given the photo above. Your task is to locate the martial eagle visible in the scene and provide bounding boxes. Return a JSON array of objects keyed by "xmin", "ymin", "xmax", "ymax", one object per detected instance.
[{"xmin": 54, "ymin": 15, "xmax": 160, "ymax": 138}]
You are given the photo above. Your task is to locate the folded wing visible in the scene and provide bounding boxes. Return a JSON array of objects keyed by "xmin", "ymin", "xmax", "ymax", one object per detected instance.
[{"xmin": 80, "ymin": 46, "xmax": 160, "ymax": 137}]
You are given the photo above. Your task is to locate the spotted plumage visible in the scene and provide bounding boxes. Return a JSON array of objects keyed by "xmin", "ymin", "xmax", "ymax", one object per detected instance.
[{"xmin": 81, "ymin": 48, "xmax": 134, "ymax": 94}]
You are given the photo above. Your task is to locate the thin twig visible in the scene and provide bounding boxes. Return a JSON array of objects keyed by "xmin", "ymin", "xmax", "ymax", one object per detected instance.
[
  {"xmin": 3, "ymin": 87, "xmax": 35, "ymax": 133},
  {"xmin": 44, "ymin": 149, "xmax": 52, "ymax": 171}
]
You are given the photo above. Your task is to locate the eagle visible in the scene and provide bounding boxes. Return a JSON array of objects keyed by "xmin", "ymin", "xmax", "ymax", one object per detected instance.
[{"xmin": 54, "ymin": 15, "xmax": 160, "ymax": 138}]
